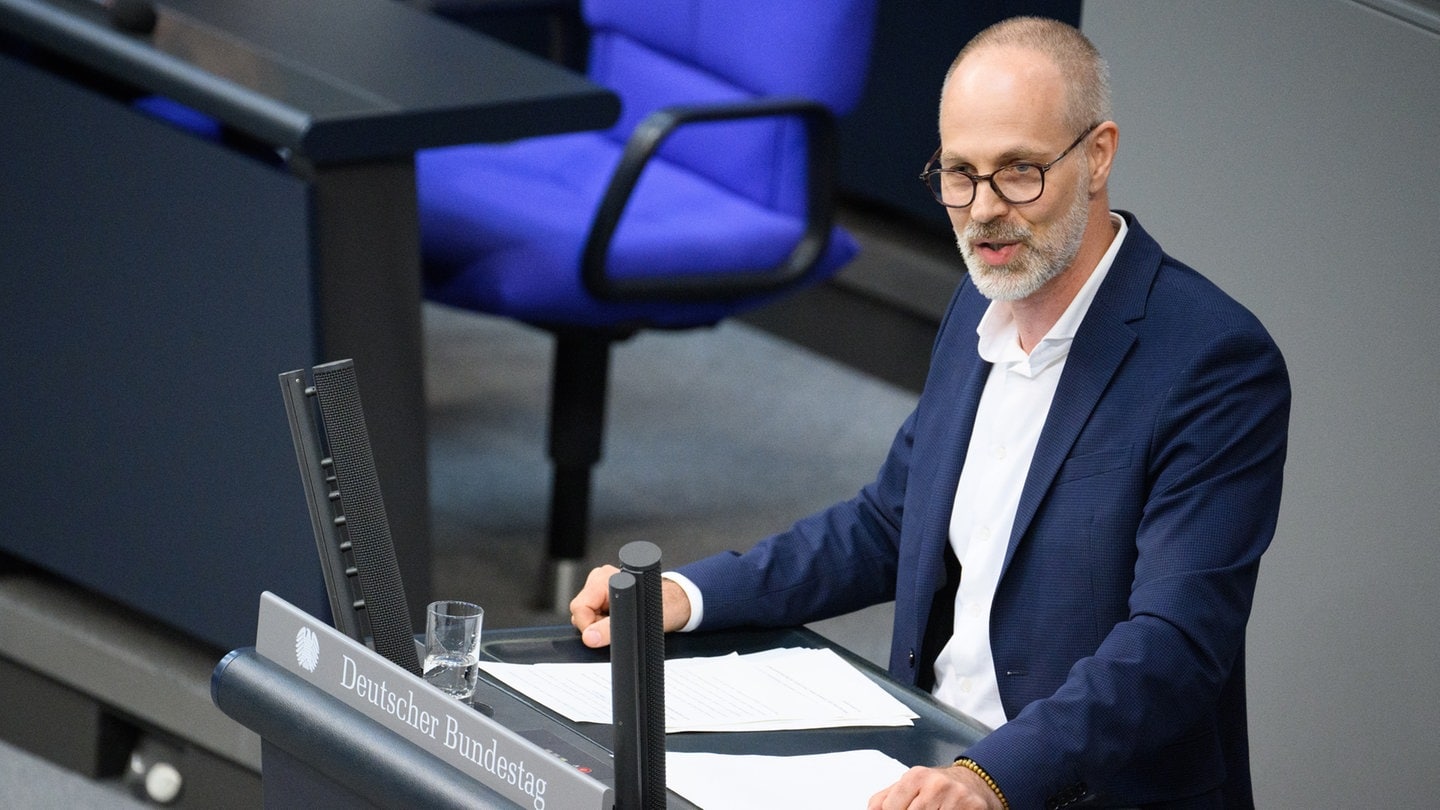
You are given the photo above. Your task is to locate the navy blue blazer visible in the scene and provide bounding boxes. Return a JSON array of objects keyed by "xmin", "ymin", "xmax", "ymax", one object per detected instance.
[{"xmin": 678, "ymin": 214, "xmax": 1290, "ymax": 809}]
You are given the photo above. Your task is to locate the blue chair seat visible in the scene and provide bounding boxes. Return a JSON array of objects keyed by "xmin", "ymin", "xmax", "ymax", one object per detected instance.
[{"xmin": 419, "ymin": 132, "xmax": 858, "ymax": 329}]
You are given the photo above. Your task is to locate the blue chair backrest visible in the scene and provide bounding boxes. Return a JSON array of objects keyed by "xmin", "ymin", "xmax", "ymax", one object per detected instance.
[{"xmin": 583, "ymin": 0, "xmax": 876, "ymax": 216}]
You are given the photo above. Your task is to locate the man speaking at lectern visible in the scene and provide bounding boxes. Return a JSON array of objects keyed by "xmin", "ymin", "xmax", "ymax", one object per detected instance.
[{"xmin": 571, "ymin": 16, "xmax": 1289, "ymax": 810}]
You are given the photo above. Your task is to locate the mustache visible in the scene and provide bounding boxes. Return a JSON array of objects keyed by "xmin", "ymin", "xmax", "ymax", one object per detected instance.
[{"xmin": 962, "ymin": 220, "xmax": 1032, "ymax": 244}]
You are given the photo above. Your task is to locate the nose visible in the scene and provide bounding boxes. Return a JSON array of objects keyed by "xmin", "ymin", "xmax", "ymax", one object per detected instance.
[{"xmin": 967, "ymin": 179, "xmax": 1010, "ymax": 224}]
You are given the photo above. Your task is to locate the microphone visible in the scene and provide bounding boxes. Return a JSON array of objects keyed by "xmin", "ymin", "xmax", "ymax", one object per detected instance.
[
  {"xmin": 609, "ymin": 541, "xmax": 666, "ymax": 810},
  {"xmin": 107, "ymin": 0, "xmax": 157, "ymax": 35}
]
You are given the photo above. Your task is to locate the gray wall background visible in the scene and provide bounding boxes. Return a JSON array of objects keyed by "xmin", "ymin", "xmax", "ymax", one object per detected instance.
[{"xmin": 1082, "ymin": 1, "xmax": 1439, "ymax": 804}]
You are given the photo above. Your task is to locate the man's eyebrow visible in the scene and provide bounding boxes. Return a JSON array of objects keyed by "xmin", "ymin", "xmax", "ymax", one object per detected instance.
[{"xmin": 940, "ymin": 143, "xmax": 1048, "ymax": 168}]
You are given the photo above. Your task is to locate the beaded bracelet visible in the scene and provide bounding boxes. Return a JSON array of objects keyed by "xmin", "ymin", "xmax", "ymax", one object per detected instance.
[{"xmin": 953, "ymin": 758, "xmax": 1011, "ymax": 810}]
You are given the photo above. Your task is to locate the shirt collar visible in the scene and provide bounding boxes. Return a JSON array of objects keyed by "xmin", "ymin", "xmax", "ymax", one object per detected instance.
[{"xmin": 976, "ymin": 212, "xmax": 1129, "ymax": 373}]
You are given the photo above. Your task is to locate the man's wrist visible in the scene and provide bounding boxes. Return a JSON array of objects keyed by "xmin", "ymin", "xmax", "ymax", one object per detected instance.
[
  {"xmin": 660, "ymin": 571, "xmax": 701, "ymax": 632},
  {"xmin": 952, "ymin": 757, "xmax": 1010, "ymax": 810}
]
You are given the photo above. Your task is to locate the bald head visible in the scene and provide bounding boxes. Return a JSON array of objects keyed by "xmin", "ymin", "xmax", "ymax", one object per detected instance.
[{"xmin": 943, "ymin": 17, "xmax": 1111, "ymax": 134}]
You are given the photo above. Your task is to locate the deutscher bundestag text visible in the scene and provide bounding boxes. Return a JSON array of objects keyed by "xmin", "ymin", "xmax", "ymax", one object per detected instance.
[{"xmin": 340, "ymin": 654, "xmax": 548, "ymax": 809}]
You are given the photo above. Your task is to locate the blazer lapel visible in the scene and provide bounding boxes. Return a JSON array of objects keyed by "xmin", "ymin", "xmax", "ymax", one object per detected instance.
[
  {"xmin": 910, "ymin": 287, "xmax": 992, "ymax": 641},
  {"xmin": 1001, "ymin": 216, "xmax": 1160, "ymax": 576}
]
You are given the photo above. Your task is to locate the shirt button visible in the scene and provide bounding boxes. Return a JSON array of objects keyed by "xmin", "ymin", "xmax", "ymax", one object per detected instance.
[
  {"xmin": 994, "ymin": 444, "xmax": 1007, "ymax": 460},
  {"xmin": 960, "ymin": 677, "xmax": 972, "ymax": 693}
]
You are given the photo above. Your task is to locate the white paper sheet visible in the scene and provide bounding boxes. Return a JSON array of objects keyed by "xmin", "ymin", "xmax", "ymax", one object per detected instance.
[
  {"xmin": 666, "ymin": 749, "xmax": 911, "ymax": 809},
  {"xmin": 478, "ymin": 647, "xmax": 918, "ymax": 732}
]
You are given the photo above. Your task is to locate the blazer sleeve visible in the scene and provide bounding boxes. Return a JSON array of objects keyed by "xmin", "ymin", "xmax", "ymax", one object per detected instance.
[
  {"xmin": 965, "ymin": 325, "xmax": 1291, "ymax": 808},
  {"xmin": 678, "ymin": 275, "xmax": 991, "ymax": 631},
  {"xmin": 674, "ymin": 407, "xmax": 916, "ymax": 629}
]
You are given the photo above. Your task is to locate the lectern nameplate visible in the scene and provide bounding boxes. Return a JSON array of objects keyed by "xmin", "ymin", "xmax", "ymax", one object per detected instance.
[{"xmin": 255, "ymin": 592, "xmax": 611, "ymax": 810}]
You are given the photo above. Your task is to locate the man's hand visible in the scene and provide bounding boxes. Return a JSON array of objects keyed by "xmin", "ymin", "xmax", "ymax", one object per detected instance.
[
  {"xmin": 867, "ymin": 764, "xmax": 1005, "ymax": 810},
  {"xmin": 568, "ymin": 565, "xmax": 692, "ymax": 648}
]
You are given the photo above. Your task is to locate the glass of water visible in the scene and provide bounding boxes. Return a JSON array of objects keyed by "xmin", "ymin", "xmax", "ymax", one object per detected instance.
[{"xmin": 423, "ymin": 600, "xmax": 483, "ymax": 701}]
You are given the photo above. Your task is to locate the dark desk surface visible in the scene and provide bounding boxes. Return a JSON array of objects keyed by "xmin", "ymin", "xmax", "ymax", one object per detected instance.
[
  {"xmin": 476, "ymin": 625, "xmax": 990, "ymax": 783},
  {"xmin": 1, "ymin": 0, "xmax": 619, "ymax": 162}
]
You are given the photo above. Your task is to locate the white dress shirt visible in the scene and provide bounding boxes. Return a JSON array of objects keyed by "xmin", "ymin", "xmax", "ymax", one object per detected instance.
[{"xmin": 931, "ymin": 213, "xmax": 1127, "ymax": 728}]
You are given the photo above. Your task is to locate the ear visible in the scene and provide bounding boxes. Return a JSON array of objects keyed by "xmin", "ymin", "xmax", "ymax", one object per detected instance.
[{"xmin": 1087, "ymin": 121, "xmax": 1119, "ymax": 194}]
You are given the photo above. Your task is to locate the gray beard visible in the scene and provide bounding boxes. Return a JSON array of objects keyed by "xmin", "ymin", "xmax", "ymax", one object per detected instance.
[{"xmin": 958, "ymin": 183, "xmax": 1091, "ymax": 302}]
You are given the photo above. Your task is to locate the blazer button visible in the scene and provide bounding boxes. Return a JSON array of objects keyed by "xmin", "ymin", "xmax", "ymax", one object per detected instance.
[{"xmin": 908, "ymin": 649, "xmax": 916, "ymax": 668}]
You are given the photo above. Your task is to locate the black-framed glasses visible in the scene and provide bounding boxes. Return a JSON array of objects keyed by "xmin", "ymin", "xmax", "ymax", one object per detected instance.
[{"xmin": 919, "ymin": 123, "xmax": 1100, "ymax": 208}]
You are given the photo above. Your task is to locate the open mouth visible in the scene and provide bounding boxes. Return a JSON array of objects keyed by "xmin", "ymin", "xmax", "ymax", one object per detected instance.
[{"xmin": 973, "ymin": 240, "xmax": 1021, "ymax": 266}]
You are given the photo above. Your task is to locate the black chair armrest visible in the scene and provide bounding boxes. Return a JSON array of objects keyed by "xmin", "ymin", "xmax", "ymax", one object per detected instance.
[{"xmin": 581, "ymin": 97, "xmax": 839, "ymax": 302}]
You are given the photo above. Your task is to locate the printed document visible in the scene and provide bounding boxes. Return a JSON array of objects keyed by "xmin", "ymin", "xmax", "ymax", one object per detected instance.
[
  {"xmin": 477, "ymin": 646, "xmax": 918, "ymax": 732},
  {"xmin": 667, "ymin": 749, "xmax": 911, "ymax": 809}
]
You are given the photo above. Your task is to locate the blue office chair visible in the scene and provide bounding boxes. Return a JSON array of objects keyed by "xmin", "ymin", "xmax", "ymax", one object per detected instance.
[{"xmin": 416, "ymin": 0, "xmax": 876, "ymax": 606}]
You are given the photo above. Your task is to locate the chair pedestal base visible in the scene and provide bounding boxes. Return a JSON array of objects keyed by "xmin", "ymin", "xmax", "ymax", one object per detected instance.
[{"xmin": 541, "ymin": 331, "xmax": 613, "ymax": 613}]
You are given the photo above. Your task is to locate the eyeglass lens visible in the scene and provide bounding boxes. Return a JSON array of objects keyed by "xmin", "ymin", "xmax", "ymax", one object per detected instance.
[{"xmin": 927, "ymin": 165, "xmax": 1044, "ymax": 207}]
